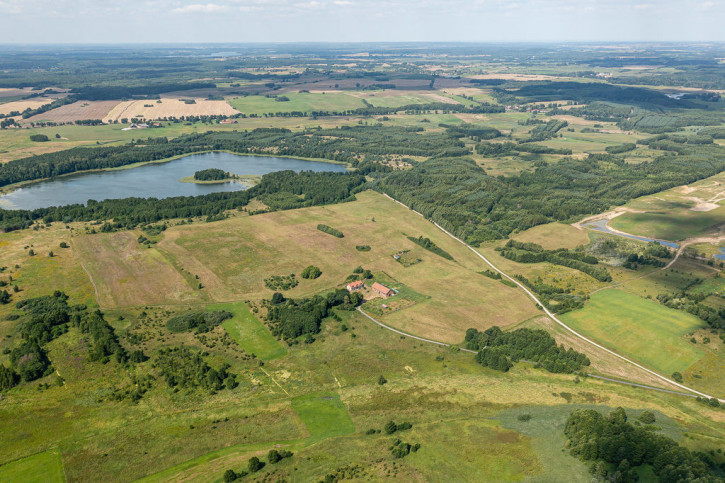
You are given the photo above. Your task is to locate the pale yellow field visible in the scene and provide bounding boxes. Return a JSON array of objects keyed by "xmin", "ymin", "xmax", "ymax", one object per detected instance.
[
  {"xmin": 0, "ymin": 99, "xmax": 53, "ymax": 116},
  {"xmin": 106, "ymin": 98, "xmax": 240, "ymax": 121}
]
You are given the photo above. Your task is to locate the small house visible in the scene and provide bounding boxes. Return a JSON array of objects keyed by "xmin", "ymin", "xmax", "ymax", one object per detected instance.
[
  {"xmin": 347, "ymin": 280, "xmax": 365, "ymax": 292},
  {"xmin": 371, "ymin": 282, "xmax": 394, "ymax": 298}
]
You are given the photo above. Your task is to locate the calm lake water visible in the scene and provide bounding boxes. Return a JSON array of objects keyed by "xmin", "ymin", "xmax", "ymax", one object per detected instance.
[{"xmin": 0, "ymin": 152, "xmax": 347, "ymax": 210}]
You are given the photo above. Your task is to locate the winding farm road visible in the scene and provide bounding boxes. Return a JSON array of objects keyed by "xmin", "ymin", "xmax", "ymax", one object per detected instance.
[{"xmin": 380, "ymin": 193, "xmax": 724, "ymax": 403}]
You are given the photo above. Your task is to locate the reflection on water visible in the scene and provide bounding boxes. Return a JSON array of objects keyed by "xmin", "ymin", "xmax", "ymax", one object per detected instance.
[{"xmin": 0, "ymin": 152, "xmax": 347, "ymax": 210}]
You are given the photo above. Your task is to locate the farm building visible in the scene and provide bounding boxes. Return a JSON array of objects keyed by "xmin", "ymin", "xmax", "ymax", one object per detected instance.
[
  {"xmin": 347, "ymin": 280, "xmax": 365, "ymax": 292},
  {"xmin": 371, "ymin": 282, "xmax": 394, "ymax": 298}
]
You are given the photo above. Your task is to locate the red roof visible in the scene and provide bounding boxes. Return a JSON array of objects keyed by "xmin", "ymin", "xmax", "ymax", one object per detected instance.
[
  {"xmin": 347, "ymin": 280, "xmax": 365, "ymax": 289},
  {"xmin": 371, "ymin": 282, "xmax": 393, "ymax": 296}
]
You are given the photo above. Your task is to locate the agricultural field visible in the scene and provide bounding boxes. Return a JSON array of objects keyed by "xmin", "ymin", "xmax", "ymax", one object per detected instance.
[
  {"xmin": 23, "ymin": 100, "xmax": 120, "ymax": 124},
  {"xmin": 561, "ymin": 289, "xmax": 705, "ymax": 375},
  {"xmin": 227, "ymin": 92, "xmax": 367, "ymax": 115},
  {"xmin": 0, "ymin": 99, "xmax": 53, "ymax": 117},
  {"xmin": 106, "ymin": 98, "xmax": 240, "ymax": 122}
]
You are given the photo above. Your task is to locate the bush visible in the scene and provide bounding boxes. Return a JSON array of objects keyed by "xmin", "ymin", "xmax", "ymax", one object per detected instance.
[
  {"xmin": 166, "ymin": 310, "xmax": 233, "ymax": 333},
  {"xmin": 517, "ymin": 414, "xmax": 532, "ymax": 422},
  {"xmin": 29, "ymin": 134, "xmax": 49, "ymax": 142},
  {"xmin": 317, "ymin": 224, "xmax": 344, "ymax": 238},
  {"xmin": 384, "ymin": 421, "xmax": 397, "ymax": 434},
  {"xmin": 301, "ymin": 265, "xmax": 322, "ymax": 279},
  {"xmin": 248, "ymin": 456, "xmax": 264, "ymax": 473},
  {"xmin": 672, "ymin": 371, "xmax": 683, "ymax": 383},
  {"xmin": 638, "ymin": 411, "xmax": 656, "ymax": 424},
  {"xmin": 378, "ymin": 375, "xmax": 387, "ymax": 385},
  {"xmin": 223, "ymin": 469, "xmax": 238, "ymax": 482}
]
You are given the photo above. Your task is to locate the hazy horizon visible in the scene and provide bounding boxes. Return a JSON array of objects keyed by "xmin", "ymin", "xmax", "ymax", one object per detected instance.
[{"xmin": 1, "ymin": 0, "xmax": 724, "ymax": 44}]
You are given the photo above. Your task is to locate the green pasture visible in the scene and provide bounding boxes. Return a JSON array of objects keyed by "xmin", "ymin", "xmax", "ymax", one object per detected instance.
[
  {"xmin": 291, "ymin": 392, "xmax": 355, "ymax": 442},
  {"xmin": 0, "ymin": 451, "xmax": 65, "ymax": 483},
  {"xmin": 213, "ymin": 301, "xmax": 287, "ymax": 360},
  {"xmin": 227, "ymin": 92, "xmax": 366, "ymax": 115},
  {"xmin": 561, "ymin": 289, "xmax": 704, "ymax": 374}
]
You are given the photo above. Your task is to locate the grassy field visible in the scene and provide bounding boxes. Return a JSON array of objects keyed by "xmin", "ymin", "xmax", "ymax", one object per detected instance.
[
  {"xmin": 213, "ymin": 301, "xmax": 287, "ymax": 360},
  {"xmin": 228, "ymin": 92, "xmax": 367, "ymax": 115},
  {"xmin": 561, "ymin": 289, "xmax": 705, "ymax": 375},
  {"xmin": 73, "ymin": 231, "xmax": 204, "ymax": 308},
  {"xmin": 291, "ymin": 392, "xmax": 356, "ymax": 442},
  {"xmin": 610, "ymin": 209, "xmax": 725, "ymax": 241},
  {"xmin": 511, "ymin": 222, "xmax": 591, "ymax": 250},
  {"xmin": 0, "ymin": 451, "xmax": 65, "ymax": 483},
  {"xmin": 151, "ymin": 190, "xmax": 539, "ymax": 342}
]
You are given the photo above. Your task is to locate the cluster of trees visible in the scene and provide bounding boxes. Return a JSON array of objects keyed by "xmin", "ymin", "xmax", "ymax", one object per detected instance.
[
  {"xmin": 511, "ymin": 81, "xmax": 689, "ymax": 109},
  {"xmin": 0, "ymin": 291, "xmax": 132, "ymax": 390},
  {"xmin": 265, "ymin": 289, "xmax": 363, "ymax": 340},
  {"xmin": 522, "ymin": 119, "xmax": 568, "ymax": 142},
  {"xmin": 317, "ymin": 224, "xmax": 344, "ymax": 238},
  {"xmin": 407, "ymin": 236, "xmax": 454, "ymax": 261},
  {"xmin": 155, "ymin": 346, "xmax": 236, "ymax": 392},
  {"xmin": 166, "ymin": 310, "xmax": 233, "ymax": 334},
  {"xmin": 513, "ymin": 274, "xmax": 585, "ymax": 313},
  {"xmin": 497, "ymin": 240, "xmax": 611, "ymax": 282},
  {"xmin": 465, "ymin": 326, "xmax": 590, "ymax": 374},
  {"xmin": 441, "ymin": 123, "xmax": 501, "ymax": 141},
  {"xmin": 605, "ymin": 143, "xmax": 637, "ymax": 154},
  {"xmin": 264, "ymin": 274, "xmax": 298, "ymax": 291},
  {"xmin": 193, "ymin": 168, "xmax": 233, "ymax": 181},
  {"xmin": 657, "ymin": 292, "xmax": 725, "ymax": 331},
  {"xmin": 565, "ymin": 407, "xmax": 721, "ymax": 481}
]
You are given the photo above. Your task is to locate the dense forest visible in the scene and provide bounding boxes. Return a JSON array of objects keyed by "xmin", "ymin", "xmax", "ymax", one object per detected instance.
[
  {"xmin": 564, "ymin": 407, "xmax": 723, "ymax": 481},
  {"xmin": 376, "ymin": 142, "xmax": 725, "ymax": 245}
]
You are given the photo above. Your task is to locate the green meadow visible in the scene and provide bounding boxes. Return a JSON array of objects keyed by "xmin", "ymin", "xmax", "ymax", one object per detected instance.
[{"xmin": 561, "ymin": 289, "xmax": 705, "ymax": 374}]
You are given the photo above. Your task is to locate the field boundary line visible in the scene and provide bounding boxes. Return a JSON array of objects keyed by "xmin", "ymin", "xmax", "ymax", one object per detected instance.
[
  {"xmin": 357, "ymin": 306, "xmax": 476, "ymax": 354},
  {"xmin": 380, "ymin": 193, "xmax": 723, "ymax": 402}
]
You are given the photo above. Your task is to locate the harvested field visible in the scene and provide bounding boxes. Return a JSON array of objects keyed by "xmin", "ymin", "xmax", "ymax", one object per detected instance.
[
  {"xmin": 106, "ymin": 98, "xmax": 239, "ymax": 121},
  {"xmin": 0, "ymin": 99, "xmax": 53, "ymax": 116},
  {"xmin": 23, "ymin": 100, "xmax": 120, "ymax": 123}
]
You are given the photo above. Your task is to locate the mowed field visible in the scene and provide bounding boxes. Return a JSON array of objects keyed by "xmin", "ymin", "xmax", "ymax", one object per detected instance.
[
  {"xmin": 106, "ymin": 98, "xmax": 240, "ymax": 122},
  {"xmin": 511, "ymin": 222, "xmax": 591, "ymax": 250},
  {"xmin": 561, "ymin": 289, "xmax": 705, "ymax": 375},
  {"xmin": 73, "ymin": 231, "xmax": 205, "ymax": 307},
  {"xmin": 74, "ymin": 191, "xmax": 539, "ymax": 342},
  {"xmin": 23, "ymin": 100, "xmax": 120, "ymax": 123}
]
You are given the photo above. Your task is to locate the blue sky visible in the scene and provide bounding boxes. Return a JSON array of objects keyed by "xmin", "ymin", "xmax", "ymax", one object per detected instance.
[{"xmin": 1, "ymin": 0, "xmax": 723, "ymax": 43}]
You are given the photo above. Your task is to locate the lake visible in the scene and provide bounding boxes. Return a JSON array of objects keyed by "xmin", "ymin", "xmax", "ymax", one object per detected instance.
[{"xmin": 0, "ymin": 152, "xmax": 348, "ymax": 210}]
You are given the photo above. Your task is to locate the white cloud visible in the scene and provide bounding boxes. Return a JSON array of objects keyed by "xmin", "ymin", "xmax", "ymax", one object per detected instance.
[{"xmin": 172, "ymin": 3, "xmax": 229, "ymax": 13}]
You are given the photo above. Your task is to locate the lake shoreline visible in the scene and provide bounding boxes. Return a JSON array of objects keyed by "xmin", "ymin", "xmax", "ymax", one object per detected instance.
[
  {"xmin": 0, "ymin": 152, "xmax": 347, "ymax": 210},
  {"xmin": 0, "ymin": 150, "xmax": 350, "ymax": 197}
]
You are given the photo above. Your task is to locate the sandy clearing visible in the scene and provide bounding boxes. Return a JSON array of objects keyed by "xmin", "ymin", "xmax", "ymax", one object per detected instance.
[
  {"xmin": 23, "ymin": 100, "xmax": 121, "ymax": 123},
  {"xmin": 106, "ymin": 98, "xmax": 240, "ymax": 122}
]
